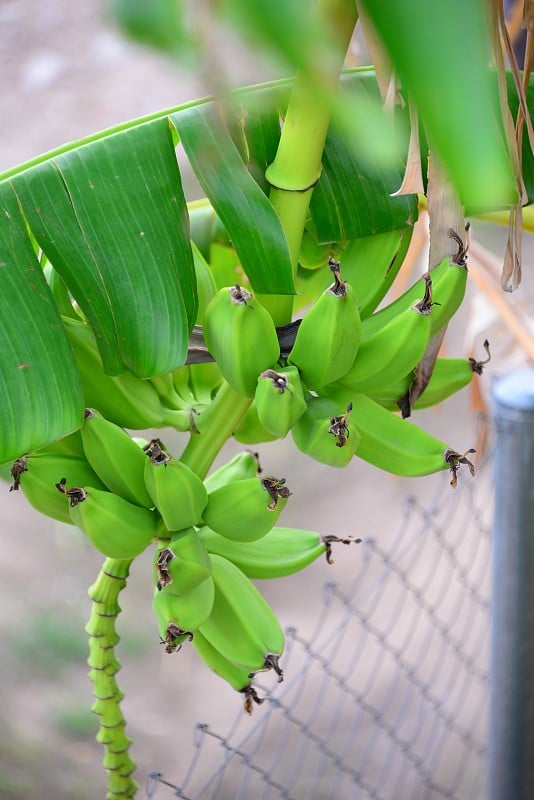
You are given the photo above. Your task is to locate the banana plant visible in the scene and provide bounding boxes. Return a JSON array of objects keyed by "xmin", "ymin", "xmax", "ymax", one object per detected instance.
[{"xmin": 3, "ymin": 0, "xmax": 533, "ymax": 796}]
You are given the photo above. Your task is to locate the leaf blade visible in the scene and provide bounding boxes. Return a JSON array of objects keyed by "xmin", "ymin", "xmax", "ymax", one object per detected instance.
[
  {"xmin": 0, "ymin": 184, "xmax": 84, "ymax": 461},
  {"xmin": 172, "ymin": 103, "xmax": 296, "ymax": 295}
]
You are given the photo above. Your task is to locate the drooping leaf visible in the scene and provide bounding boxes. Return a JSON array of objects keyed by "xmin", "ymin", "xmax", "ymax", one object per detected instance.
[
  {"xmin": 359, "ymin": 0, "xmax": 517, "ymax": 210},
  {"xmin": 310, "ymin": 77, "xmax": 417, "ymax": 242},
  {"xmin": 0, "ymin": 184, "xmax": 84, "ymax": 462},
  {"xmin": 9, "ymin": 119, "xmax": 197, "ymax": 378},
  {"xmin": 172, "ymin": 103, "xmax": 295, "ymax": 294}
]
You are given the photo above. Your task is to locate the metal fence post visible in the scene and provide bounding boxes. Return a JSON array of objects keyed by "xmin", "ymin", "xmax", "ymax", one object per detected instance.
[{"xmin": 489, "ymin": 369, "xmax": 534, "ymax": 800}]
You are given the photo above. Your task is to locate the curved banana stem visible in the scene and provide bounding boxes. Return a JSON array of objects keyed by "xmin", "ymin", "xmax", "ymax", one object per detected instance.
[
  {"xmin": 259, "ymin": 0, "xmax": 359, "ymax": 325},
  {"xmin": 86, "ymin": 557, "xmax": 137, "ymax": 800},
  {"xmin": 178, "ymin": 381, "xmax": 252, "ymax": 479}
]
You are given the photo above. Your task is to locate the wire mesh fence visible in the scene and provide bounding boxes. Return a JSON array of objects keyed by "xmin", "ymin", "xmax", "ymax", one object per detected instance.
[{"xmin": 145, "ymin": 444, "xmax": 494, "ymax": 800}]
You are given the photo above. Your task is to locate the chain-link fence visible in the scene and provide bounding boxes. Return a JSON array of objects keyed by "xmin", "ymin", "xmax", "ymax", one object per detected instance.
[{"xmin": 145, "ymin": 441, "xmax": 495, "ymax": 800}]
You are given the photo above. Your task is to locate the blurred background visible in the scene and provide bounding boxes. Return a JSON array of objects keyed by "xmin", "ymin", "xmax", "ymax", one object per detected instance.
[{"xmin": 0, "ymin": 2, "xmax": 533, "ymax": 798}]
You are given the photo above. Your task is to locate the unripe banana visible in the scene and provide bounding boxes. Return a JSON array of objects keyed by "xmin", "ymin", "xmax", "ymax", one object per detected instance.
[
  {"xmin": 10, "ymin": 452, "xmax": 107, "ymax": 524},
  {"xmin": 60, "ymin": 484, "xmax": 159, "ymax": 557},
  {"xmin": 203, "ymin": 285, "xmax": 280, "ymax": 397},
  {"xmin": 348, "ymin": 392, "xmax": 476, "ymax": 484},
  {"xmin": 192, "ymin": 630, "xmax": 265, "ymax": 714},
  {"xmin": 199, "ymin": 525, "xmax": 361, "ymax": 579},
  {"xmin": 339, "ymin": 225, "xmax": 413, "ymax": 318},
  {"xmin": 427, "ymin": 228, "xmax": 469, "ymax": 336},
  {"xmin": 204, "ymin": 451, "xmax": 261, "ymax": 494},
  {"xmin": 188, "ymin": 362, "xmax": 223, "ymax": 405},
  {"xmin": 152, "ymin": 575, "xmax": 215, "ymax": 636},
  {"xmin": 202, "ymin": 475, "xmax": 292, "ymax": 542},
  {"xmin": 288, "ymin": 260, "xmax": 362, "ymax": 389},
  {"xmin": 80, "ymin": 409, "xmax": 153, "ymax": 508},
  {"xmin": 192, "ymin": 242, "xmax": 217, "ymax": 325},
  {"xmin": 154, "ymin": 528, "xmax": 212, "ymax": 594},
  {"xmin": 361, "ymin": 226, "xmax": 469, "ymax": 341},
  {"xmin": 299, "ymin": 228, "xmax": 331, "ymax": 269},
  {"xmin": 143, "ymin": 439, "xmax": 208, "ymax": 531},
  {"xmin": 291, "ymin": 396, "xmax": 360, "ymax": 468},
  {"xmin": 254, "ymin": 367, "xmax": 307, "ymax": 438},
  {"xmin": 199, "ymin": 553, "xmax": 284, "ymax": 677},
  {"xmin": 62, "ymin": 316, "xmax": 190, "ymax": 430},
  {"xmin": 33, "ymin": 430, "xmax": 86, "ymax": 459},
  {"xmin": 233, "ymin": 402, "xmax": 279, "ymax": 444},
  {"xmin": 369, "ymin": 341, "xmax": 491, "ymax": 414},
  {"xmin": 333, "ymin": 274, "xmax": 433, "ymax": 395}
]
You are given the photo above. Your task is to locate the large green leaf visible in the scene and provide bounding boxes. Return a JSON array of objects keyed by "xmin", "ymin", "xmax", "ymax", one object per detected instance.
[
  {"xmin": 0, "ymin": 184, "xmax": 84, "ymax": 461},
  {"xmin": 171, "ymin": 103, "xmax": 296, "ymax": 295},
  {"xmin": 310, "ymin": 78, "xmax": 416, "ymax": 242},
  {"xmin": 9, "ymin": 119, "xmax": 196, "ymax": 377},
  {"xmin": 360, "ymin": 0, "xmax": 517, "ymax": 210}
]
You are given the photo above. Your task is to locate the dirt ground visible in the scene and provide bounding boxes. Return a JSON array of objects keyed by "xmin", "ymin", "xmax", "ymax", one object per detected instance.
[{"xmin": 0, "ymin": 3, "xmax": 533, "ymax": 799}]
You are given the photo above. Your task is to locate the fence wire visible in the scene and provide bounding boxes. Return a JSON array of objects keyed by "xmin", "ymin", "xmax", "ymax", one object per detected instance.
[{"xmin": 146, "ymin": 447, "xmax": 494, "ymax": 800}]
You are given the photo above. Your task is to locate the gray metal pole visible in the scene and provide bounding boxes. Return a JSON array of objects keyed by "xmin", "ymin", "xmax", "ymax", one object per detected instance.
[{"xmin": 489, "ymin": 369, "xmax": 534, "ymax": 800}]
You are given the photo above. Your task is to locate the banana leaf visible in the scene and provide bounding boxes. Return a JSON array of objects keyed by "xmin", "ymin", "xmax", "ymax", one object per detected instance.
[{"xmin": 0, "ymin": 69, "xmax": 532, "ymax": 460}]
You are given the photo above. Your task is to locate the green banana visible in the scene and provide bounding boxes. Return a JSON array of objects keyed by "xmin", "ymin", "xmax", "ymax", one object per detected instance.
[
  {"xmin": 199, "ymin": 525, "xmax": 361, "ymax": 579},
  {"xmin": 369, "ymin": 341, "xmax": 491, "ymax": 413},
  {"xmin": 188, "ymin": 362, "xmax": 223, "ymax": 405},
  {"xmin": 152, "ymin": 575, "xmax": 215, "ymax": 637},
  {"xmin": 62, "ymin": 315, "xmax": 191, "ymax": 430},
  {"xmin": 361, "ymin": 226, "xmax": 469, "ymax": 341},
  {"xmin": 192, "ymin": 629, "xmax": 265, "ymax": 713},
  {"xmin": 233, "ymin": 402, "xmax": 279, "ymax": 444},
  {"xmin": 299, "ymin": 228, "xmax": 331, "ymax": 270},
  {"xmin": 202, "ymin": 475, "xmax": 292, "ymax": 542},
  {"xmin": 143, "ymin": 439, "xmax": 208, "ymax": 531},
  {"xmin": 291, "ymin": 396, "xmax": 360, "ymax": 468},
  {"xmin": 293, "ymin": 263, "xmax": 332, "ymax": 313},
  {"xmin": 332, "ymin": 273, "xmax": 433, "ymax": 395},
  {"xmin": 154, "ymin": 528, "xmax": 212, "ymax": 593},
  {"xmin": 348, "ymin": 392, "xmax": 476, "ymax": 482},
  {"xmin": 33, "ymin": 430, "xmax": 86, "ymax": 459},
  {"xmin": 60, "ymin": 483, "xmax": 159, "ymax": 557},
  {"xmin": 339, "ymin": 225, "xmax": 413, "ymax": 318},
  {"xmin": 199, "ymin": 553, "xmax": 284, "ymax": 677},
  {"xmin": 10, "ymin": 451, "xmax": 107, "ymax": 525},
  {"xmin": 288, "ymin": 259, "xmax": 362, "ymax": 389},
  {"xmin": 80, "ymin": 409, "xmax": 154, "ymax": 508},
  {"xmin": 192, "ymin": 242, "xmax": 217, "ymax": 325},
  {"xmin": 204, "ymin": 451, "xmax": 261, "ymax": 494},
  {"xmin": 254, "ymin": 367, "xmax": 307, "ymax": 438},
  {"xmin": 203, "ymin": 285, "xmax": 280, "ymax": 397}
]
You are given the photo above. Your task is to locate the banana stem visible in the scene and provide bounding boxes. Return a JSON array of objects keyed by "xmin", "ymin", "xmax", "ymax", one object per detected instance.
[
  {"xmin": 258, "ymin": 0, "xmax": 358, "ymax": 325},
  {"xmin": 178, "ymin": 382, "xmax": 252, "ymax": 479},
  {"xmin": 86, "ymin": 557, "xmax": 137, "ymax": 800}
]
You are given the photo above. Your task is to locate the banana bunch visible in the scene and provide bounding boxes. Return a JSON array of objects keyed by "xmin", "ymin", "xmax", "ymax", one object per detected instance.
[
  {"xmin": 62, "ymin": 316, "xmax": 192, "ymax": 431},
  {"xmin": 203, "ymin": 285, "xmax": 280, "ymax": 397},
  {"xmin": 57, "ymin": 481, "xmax": 159, "ymax": 558},
  {"xmin": 368, "ymin": 340, "xmax": 491, "ymax": 414},
  {"xmin": 332, "ymin": 273, "xmax": 434, "ymax": 395},
  {"xmin": 9, "ymin": 437, "xmax": 107, "ymax": 524}
]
